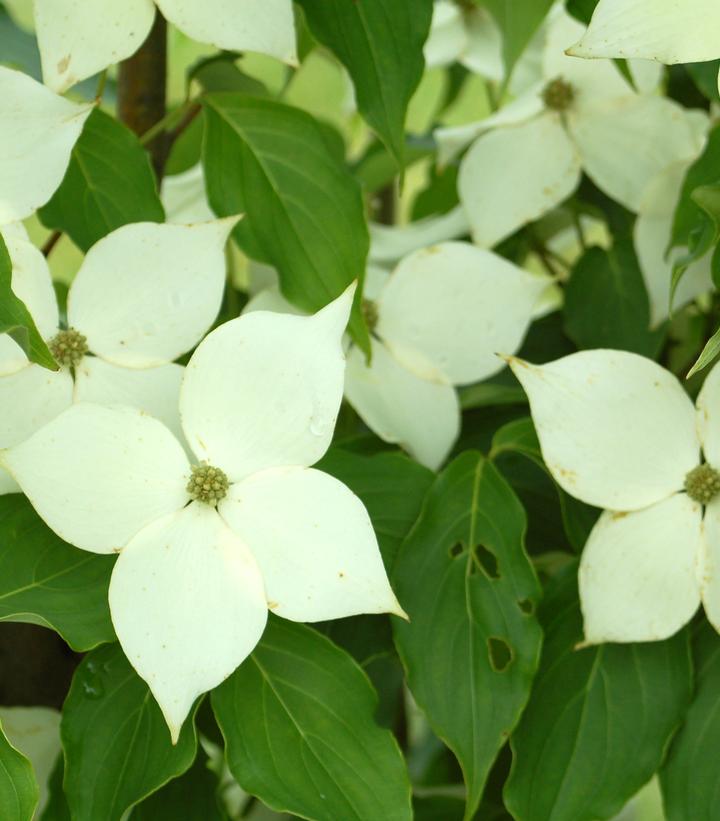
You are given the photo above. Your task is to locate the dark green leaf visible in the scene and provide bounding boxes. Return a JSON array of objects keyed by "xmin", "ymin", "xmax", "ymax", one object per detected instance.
[
  {"xmin": 0, "ymin": 720, "xmax": 38, "ymax": 821},
  {"xmin": 482, "ymin": 0, "xmax": 555, "ymax": 76},
  {"xmin": 392, "ymin": 452, "xmax": 542, "ymax": 818},
  {"xmin": 566, "ymin": 0, "xmax": 599, "ymax": 24},
  {"xmin": 296, "ymin": 0, "xmax": 433, "ymax": 170},
  {"xmin": 0, "ymin": 495, "xmax": 114, "ymax": 651},
  {"xmin": 672, "ymin": 123, "xmax": 720, "ymax": 249},
  {"xmin": 564, "ymin": 240, "xmax": 666, "ymax": 356},
  {"xmin": 685, "ymin": 61, "xmax": 720, "ymax": 103},
  {"xmin": 202, "ymin": 94, "xmax": 370, "ymax": 353},
  {"xmin": 39, "ymin": 109, "xmax": 164, "ymax": 251},
  {"xmin": 505, "ymin": 566, "xmax": 693, "ymax": 821},
  {"xmin": 132, "ymin": 750, "xmax": 226, "ymax": 820},
  {"xmin": 317, "ymin": 448, "xmax": 433, "ymax": 568},
  {"xmin": 212, "ymin": 617, "xmax": 412, "ymax": 821},
  {"xmin": 0, "ymin": 235, "xmax": 56, "ymax": 371},
  {"xmin": 62, "ymin": 644, "xmax": 198, "ymax": 821},
  {"xmin": 661, "ymin": 622, "xmax": 720, "ymax": 820}
]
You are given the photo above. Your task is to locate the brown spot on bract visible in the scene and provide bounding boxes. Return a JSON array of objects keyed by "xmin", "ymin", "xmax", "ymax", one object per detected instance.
[
  {"xmin": 57, "ymin": 55, "xmax": 71, "ymax": 74},
  {"xmin": 268, "ymin": 601, "xmax": 279, "ymax": 610},
  {"xmin": 611, "ymin": 511, "xmax": 629, "ymax": 521}
]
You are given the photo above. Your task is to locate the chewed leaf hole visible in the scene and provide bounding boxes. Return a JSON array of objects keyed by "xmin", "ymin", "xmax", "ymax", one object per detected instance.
[
  {"xmin": 488, "ymin": 637, "xmax": 513, "ymax": 672},
  {"xmin": 471, "ymin": 544, "xmax": 500, "ymax": 579},
  {"xmin": 449, "ymin": 542, "xmax": 464, "ymax": 558},
  {"xmin": 518, "ymin": 598, "xmax": 534, "ymax": 615}
]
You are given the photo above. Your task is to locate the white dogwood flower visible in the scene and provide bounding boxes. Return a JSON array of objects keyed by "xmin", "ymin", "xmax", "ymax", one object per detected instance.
[
  {"xmin": 509, "ymin": 348, "xmax": 720, "ymax": 645},
  {"xmin": 568, "ymin": 0, "xmax": 720, "ymax": 94},
  {"xmin": 1, "ymin": 286, "xmax": 403, "ymax": 741},
  {"xmin": 34, "ymin": 0, "xmax": 297, "ymax": 93},
  {"xmin": 0, "ymin": 218, "xmax": 237, "ymax": 493},
  {"xmin": 437, "ymin": 10, "xmax": 703, "ymax": 248},
  {"xmin": 0, "ymin": 66, "xmax": 91, "ymax": 225}
]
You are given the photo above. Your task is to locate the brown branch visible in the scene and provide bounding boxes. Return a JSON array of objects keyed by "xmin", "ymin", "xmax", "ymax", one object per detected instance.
[
  {"xmin": 41, "ymin": 230, "xmax": 62, "ymax": 258},
  {"xmin": 117, "ymin": 11, "xmax": 169, "ymax": 178}
]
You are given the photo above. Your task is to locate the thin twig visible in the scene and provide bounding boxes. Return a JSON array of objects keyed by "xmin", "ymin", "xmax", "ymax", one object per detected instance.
[{"xmin": 41, "ymin": 230, "xmax": 62, "ymax": 258}]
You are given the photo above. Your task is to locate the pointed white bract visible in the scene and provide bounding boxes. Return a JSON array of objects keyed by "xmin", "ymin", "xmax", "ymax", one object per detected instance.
[
  {"xmin": 511, "ymin": 350, "xmax": 720, "ymax": 644},
  {"xmin": 220, "ymin": 467, "xmax": 405, "ymax": 621},
  {"xmin": 180, "ymin": 286, "xmax": 354, "ymax": 481},
  {"xmin": 579, "ymin": 496, "xmax": 703, "ymax": 643},
  {"xmin": 6, "ymin": 290, "xmax": 402, "ymax": 740},
  {"xmin": 450, "ymin": 10, "xmax": 705, "ymax": 246},
  {"xmin": 34, "ymin": 0, "xmax": 297, "ymax": 92},
  {"xmin": 0, "ymin": 67, "xmax": 91, "ymax": 224},
  {"xmin": 109, "ymin": 503, "xmax": 268, "ymax": 743},
  {"xmin": 67, "ymin": 219, "xmax": 238, "ymax": 368}
]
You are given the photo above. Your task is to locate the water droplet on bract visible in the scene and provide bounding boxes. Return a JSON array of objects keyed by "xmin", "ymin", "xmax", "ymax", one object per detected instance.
[
  {"xmin": 81, "ymin": 678, "xmax": 105, "ymax": 700},
  {"xmin": 309, "ymin": 416, "xmax": 326, "ymax": 437}
]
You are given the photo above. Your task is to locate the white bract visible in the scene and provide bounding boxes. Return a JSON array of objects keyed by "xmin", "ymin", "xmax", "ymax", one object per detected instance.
[
  {"xmin": 0, "ymin": 66, "xmax": 91, "ymax": 225},
  {"xmin": 569, "ymin": 0, "xmax": 720, "ymax": 94},
  {"xmin": 509, "ymin": 348, "xmax": 720, "ymax": 645},
  {"xmin": 635, "ymin": 161, "xmax": 713, "ymax": 328},
  {"xmin": 0, "ymin": 287, "xmax": 403, "ymax": 742},
  {"xmin": 248, "ymin": 243, "xmax": 550, "ymax": 470},
  {"xmin": 437, "ymin": 10, "xmax": 703, "ymax": 248},
  {"xmin": 34, "ymin": 0, "xmax": 297, "ymax": 93},
  {"xmin": 0, "ymin": 218, "xmax": 237, "ymax": 492}
]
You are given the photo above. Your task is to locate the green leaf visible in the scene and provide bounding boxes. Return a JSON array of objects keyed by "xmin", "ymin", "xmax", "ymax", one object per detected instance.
[
  {"xmin": 317, "ymin": 448, "xmax": 433, "ymax": 568},
  {"xmin": 39, "ymin": 108, "xmax": 164, "ymax": 251},
  {"xmin": 661, "ymin": 622, "xmax": 720, "ymax": 820},
  {"xmin": 212, "ymin": 617, "xmax": 413, "ymax": 821},
  {"xmin": 296, "ymin": 0, "xmax": 433, "ymax": 170},
  {"xmin": 392, "ymin": 452, "xmax": 542, "ymax": 819},
  {"xmin": 0, "ymin": 235, "xmax": 57, "ymax": 371},
  {"xmin": 482, "ymin": 0, "xmax": 555, "ymax": 76},
  {"xmin": 0, "ymin": 495, "xmax": 115, "ymax": 651},
  {"xmin": 39, "ymin": 756, "xmax": 69, "ymax": 821},
  {"xmin": 132, "ymin": 750, "xmax": 226, "ymax": 820},
  {"xmin": 202, "ymin": 94, "xmax": 371, "ymax": 354},
  {"xmin": 61, "ymin": 644, "xmax": 198, "ymax": 821},
  {"xmin": 564, "ymin": 240, "xmax": 666, "ymax": 356},
  {"xmin": 687, "ymin": 322, "xmax": 720, "ymax": 378},
  {"xmin": 566, "ymin": 0, "xmax": 599, "ymax": 24},
  {"xmin": 0, "ymin": 720, "xmax": 38, "ymax": 821},
  {"xmin": 505, "ymin": 566, "xmax": 693, "ymax": 821},
  {"xmin": 672, "ymin": 122, "xmax": 720, "ymax": 249}
]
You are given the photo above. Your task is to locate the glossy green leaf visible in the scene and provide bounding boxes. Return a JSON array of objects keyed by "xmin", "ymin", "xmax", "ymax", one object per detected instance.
[
  {"xmin": 61, "ymin": 644, "xmax": 198, "ymax": 821},
  {"xmin": 39, "ymin": 108, "xmax": 164, "ymax": 251},
  {"xmin": 0, "ymin": 236, "xmax": 56, "ymax": 371},
  {"xmin": 318, "ymin": 448, "xmax": 433, "ymax": 568},
  {"xmin": 0, "ymin": 495, "xmax": 115, "ymax": 651},
  {"xmin": 482, "ymin": 0, "xmax": 555, "ymax": 75},
  {"xmin": 132, "ymin": 750, "xmax": 226, "ymax": 820},
  {"xmin": 0, "ymin": 720, "xmax": 38, "ymax": 821},
  {"xmin": 564, "ymin": 240, "xmax": 665, "ymax": 357},
  {"xmin": 202, "ymin": 93, "xmax": 370, "ymax": 353},
  {"xmin": 505, "ymin": 566, "xmax": 693, "ymax": 821},
  {"xmin": 392, "ymin": 452, "xmax": 542, "ymax": 819},
  {"xmin": 212, "ymin": 617, "xmax": 412, "ymax": 821},
  {"xmin": 661, "ymin": 622, "xmax": 720, "ymax": 820},
  {"xmin": 297, "ymin": 0, "xmax": 433, "ymax": 170}
]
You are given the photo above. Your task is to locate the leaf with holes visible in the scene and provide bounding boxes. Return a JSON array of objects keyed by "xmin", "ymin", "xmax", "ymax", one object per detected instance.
[
  {"xmin": 0, "ymin": 234, "xmax": 56, "ymax": 371},
  {"xmin": 39, "ymin": 108, "xmax": 165, "ymax": 251},
  {"xmin": 212, "ymin": 616, "xmax": 412, "ymax": 821},
  {"xmin": 0, "ymin": 719, "xmax": 38, "ymax": 821},
  {"xmin": 296, "ymin": 0, "xmax": 433, "ymax": 171},
  {"xmin": 505, "ymin": 565, "xmax": 693, "ymax": 821},
  {"xmin": 61, "ymin": 643, "xmax": 198, "ymax": 821},
  {"xmin": 0, "ymin": 494, "xmax": 115, "ymax": 651},
  {"xmin": 392, "ymin": 451, "xmax": 542, "ymax": 819},
  {"xmin": 202, "ymin": 94, "xmax": 370, "ymax": 354}
]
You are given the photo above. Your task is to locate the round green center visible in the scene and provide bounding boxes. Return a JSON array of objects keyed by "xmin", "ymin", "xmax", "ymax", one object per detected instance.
[
  {"xmin": 48, "ymin": 328, "xmax": 88, "ymax": 368},
  {"xmin": 187, "ymin": 464, "xmax": 229, "ymax": 505},
  {"xmin": 685, "ymin": 464, "xmax": 720, "ymax": 504},
  {"xmin": 362, "ymin": 299, "xmax": 379, "ymax": 332},
  {"xmin": 542, "ymin": 78, "xmax": 575, "ymax": 112}
]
